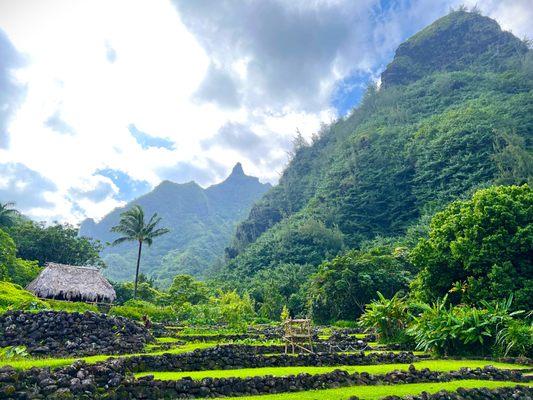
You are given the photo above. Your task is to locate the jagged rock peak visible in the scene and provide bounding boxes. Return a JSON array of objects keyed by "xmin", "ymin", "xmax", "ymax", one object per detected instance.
[{"xmin": 230, "ymin": 162, "xmax": 245, "ymax": 177}]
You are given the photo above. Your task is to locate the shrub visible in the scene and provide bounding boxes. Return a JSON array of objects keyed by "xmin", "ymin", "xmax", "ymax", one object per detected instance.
[
  {"xmin": 359, "ymin": 292, "xmax": 414, "ymax": 345},
  {"xmin": 309, "ymin": 248, "xmax": 413, "ymax": 323},
  {"xmin": 0, "ymin": 228, "xmax": 41, "ymax": 286},
  {"xmin": 168, "ymin": 274, "xmax": 209, "ymax": 306},
  {"xmin": 280, "ymin": 305, "xmax": 290, "ymax": 322},
  {"xmin": 110, "ymin": 299, "xmax": 178, "ymax": 323},
  {"xmin": 332, "ymin": 320, "xmax": 359, "ymax": 329},
  {"xmin": 408, "ymin": 295, "xmax": 524, "ymax": 356},
  {"xmin": 112, "ymin": 278, "xmax": 170, "ymax": 305},
  {"xmin": 214, "ymin": 291, "xmax": 256, "ymax": 330},
  {"xmin": 45, "ymin": 299, "xmax": 98, "ymax": 313},
  {"xmin": 173, "ymin": 291, "xmax": 256, "ymax": 330},
  {"xmin": 495, "ymin": 318, "xmax": 533, "ymax": 357},
  {"xmin": 0, "ymin": 346, "xmax": 29, "ymax": 360}
]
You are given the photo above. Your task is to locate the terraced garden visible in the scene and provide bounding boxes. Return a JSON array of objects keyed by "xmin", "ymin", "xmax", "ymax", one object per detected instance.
[
  {"xmin": 1, "ymin": 314, "xmax": 530, "ymax": 399},
  {"xmin": 134, "ymin": 359, "xmax": 530, "ymax": 380}
]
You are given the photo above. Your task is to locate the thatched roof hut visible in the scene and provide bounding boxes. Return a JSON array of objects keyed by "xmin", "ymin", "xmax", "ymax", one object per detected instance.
[{"xmin": 27, "ymin": 263, "xmax": 116, "ymax": 303}]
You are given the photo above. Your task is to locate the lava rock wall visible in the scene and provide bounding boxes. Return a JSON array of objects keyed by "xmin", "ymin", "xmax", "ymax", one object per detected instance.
[{"xmin": 0, "ymin": 310, "xmax": 152, "ymax": 356}]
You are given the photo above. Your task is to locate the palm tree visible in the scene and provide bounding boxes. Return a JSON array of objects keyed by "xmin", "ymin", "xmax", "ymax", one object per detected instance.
[
  {"xmin": 110, "ymin": 205, "xmax": 169, "ymax": 298},
  {"xmin": 0, "ymin": 201, "xmax": 19, "ymax": 228}
]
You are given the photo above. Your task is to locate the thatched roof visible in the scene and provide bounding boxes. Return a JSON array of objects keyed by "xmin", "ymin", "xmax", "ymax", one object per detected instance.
[{"xmin": 27, "ymin": 263, "xmax": 116, "ymax": 303}]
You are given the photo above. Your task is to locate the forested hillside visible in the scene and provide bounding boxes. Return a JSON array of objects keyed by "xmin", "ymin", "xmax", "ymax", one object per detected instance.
[
  {"xmin": 79, "ymin": 163, "xmax": 270, "ymax": 285},
  {"xmin": 215, "ymin": 11, "xmax": 532, "ymax": 314}
]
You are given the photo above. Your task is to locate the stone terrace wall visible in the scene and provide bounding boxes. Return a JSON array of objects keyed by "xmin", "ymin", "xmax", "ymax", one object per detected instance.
[
  {"xmin": 378, "ymin": 385, "xmax": 532, "ymax": 400},
  {"xmin": 118, "ymin": 345, "xmax": 418, "ymax": 372},
  {"xmin": 0, "ymin": 310, "xmax": 152, "ymax": 357}
]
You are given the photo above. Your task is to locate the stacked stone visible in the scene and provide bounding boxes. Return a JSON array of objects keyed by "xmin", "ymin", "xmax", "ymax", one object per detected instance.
[
  {"xmin": 118, "ymin": 345, "xmax": 418, "ymax": 372},
  {"xmin": 373, "ymin": 385, "xmax": 533, "ymax": 400},
  {"xmin": 0, "ymin": 310, "xmax": 153, "ymax": 356}
]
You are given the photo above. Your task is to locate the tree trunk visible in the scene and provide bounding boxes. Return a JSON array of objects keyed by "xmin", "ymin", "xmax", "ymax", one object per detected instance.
[{"xmin": 134, "ymin": 240, "xmax": 143, "ymax": 299}]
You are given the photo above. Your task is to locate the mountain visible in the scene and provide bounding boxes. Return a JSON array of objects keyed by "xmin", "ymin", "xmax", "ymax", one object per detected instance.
[
  {"xmin": 216, "ymin": 11, "xmax": 532, "ymax": 294},
  {"xmin": 79, "ymin": 163, "xmax": 271, "ymax": 285}
]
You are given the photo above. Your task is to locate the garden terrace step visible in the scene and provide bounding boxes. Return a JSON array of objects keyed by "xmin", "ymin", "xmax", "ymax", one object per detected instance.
[
  {"xmin": 134, "ymin": 360, "xmax": 531, "ymax": 381},
  {"xmin": 115, "ymin": 346, "xmax": 420, "ymax": 373},
  {"xmin": 110, "ymin": 365, "xmax": 529, "ymax": 398},
  {"xmin": 177, "ymin": 333, "xmax": 264, "ymax": 342}
]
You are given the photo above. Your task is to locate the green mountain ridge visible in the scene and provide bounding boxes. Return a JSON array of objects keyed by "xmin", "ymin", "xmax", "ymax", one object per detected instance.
[
  {"xmin": 79, "ymin": 163, "xmax": 271, "ymax": 285},
  {"xmin": 215, "ymin": 11, "xmax": 532, "ymax": 302}
]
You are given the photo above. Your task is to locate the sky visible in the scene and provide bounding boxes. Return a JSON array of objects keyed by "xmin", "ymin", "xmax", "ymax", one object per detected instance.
[{"xmin": 0, "ymin": 0, "xmax": 531, "ymax": 224}]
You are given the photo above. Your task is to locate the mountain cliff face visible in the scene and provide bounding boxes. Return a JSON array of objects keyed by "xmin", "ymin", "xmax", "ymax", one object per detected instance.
[
  {"xmin": 79, "ymin": 163, "xmax": 270, "ymax": 285},
  {"xmin": 217, "ymin": 11, "xmax": 532, "ymax": 291}
]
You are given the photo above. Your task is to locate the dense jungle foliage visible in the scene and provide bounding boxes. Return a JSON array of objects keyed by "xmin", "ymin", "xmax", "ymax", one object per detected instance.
[{"xmin": 0, "ymin": 218, "xmax": 103, "ymax": 287}]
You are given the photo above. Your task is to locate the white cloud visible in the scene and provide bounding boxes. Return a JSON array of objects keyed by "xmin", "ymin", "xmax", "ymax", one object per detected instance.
[{"xmin": 0, "ymin": 0, "xmax": 530, "ymax": 223}]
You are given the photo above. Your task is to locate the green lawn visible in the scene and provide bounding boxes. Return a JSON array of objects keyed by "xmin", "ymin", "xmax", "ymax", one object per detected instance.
[
  {"xmin": 213, "ymin": 380, "xmax": 528, "ymax": 400},
  {"xmin": 155, "ymin": 337, "xmax": 182, "ymax": 343},
  {"xmin": 0, "ymin": 342, "xmax": 217, "ymax": 370},
  {"xmin": 135, "ymin": 359, "xmax": 529, "ymax": 381},
  {"xmin": 368, "ymin": 350, "xmax": 427, "ymax": 356}
]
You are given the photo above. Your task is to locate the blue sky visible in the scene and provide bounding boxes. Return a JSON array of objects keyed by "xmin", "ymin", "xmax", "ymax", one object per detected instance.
[
  {"xmin": 0, "ymin": 0, "xmax": 531, "ymax": 222},
  {"xmin": 128, "ymin": 124, "xmax": 175, "ymax": 151},
  {"xmin": 332, "ymin": 71, "xmax": 375, "ymax": 116}
]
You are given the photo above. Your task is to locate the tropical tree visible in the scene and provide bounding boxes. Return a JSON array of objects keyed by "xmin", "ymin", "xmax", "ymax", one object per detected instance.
[
  {"xmin": 0, "ymin": 202, "xmax": 18, "ymax": 228},
  {"xmin": 110, "ymin": 205, "xmax": 169, "ymax": 298},
  {"xmin": 9, "ymin": 221, "xmax": 104, "ymax": 267},
  {"xmin": 0, "ymin": 228, "xmax": 40, "ymax": 286},
  {"xmin": 308, "ymin": 247, "xmax": 413, "ymax": 323},
  {"xmin": 410, "ymin": 184, "xmax": 532, "ymax": 310},
  {"xmin": 168, "ymin": 274, "xmax": 209, "ymax": 306}
]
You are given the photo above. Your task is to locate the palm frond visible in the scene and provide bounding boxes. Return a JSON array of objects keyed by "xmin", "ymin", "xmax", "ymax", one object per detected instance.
[
  {"xmin": 109, "ymin": 205, "xmax": 168, "ymax": 244},
  {"xmin": 111, "ymin": 236, "xmax": 134, "ymax": 246},
  {"xmin": 150, "ymin": 227, "xmax": 170, "ymax": 237}
]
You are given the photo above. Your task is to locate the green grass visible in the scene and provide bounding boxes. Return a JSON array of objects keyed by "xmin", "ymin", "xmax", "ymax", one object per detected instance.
[
  {"xmin": 45, "ymin": 299, "xmax": 98, "ymax": 313},
  {"xmin": 0, "ymin": 281, "xmax": 99, "ymax": 314},
  {"xmin": 155, "ymin": 337, "xmax": 182, "ymax": 343},
  {"xmin": 135, "ymin": 359, "xmax": 529, "ymax": 381},
  {"xmin": 178, "ymin": 332, "xmax": 222, "ymax": 337},
  {"xmin": 0, "ymin": 342, "xmax": 217, "ymax": 370},
  {"xmin": 0, "ymin": 354, "xmax": 112, "ymax": 370},
  {"xmin": 0, "ymin": 281, "xmax": 47, "ymax": 312},
  {"xmin": 180, "ymin": 327, "xmax": 246, "ymax": 335},
  {"xmin": 351, "ymin": 350, "xmax": 428, "ymax": 356},
  {"xmin": 211, "ymin": 380, "xmax": 529, "ymax": 400}
]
